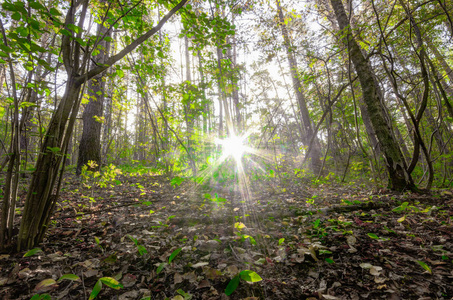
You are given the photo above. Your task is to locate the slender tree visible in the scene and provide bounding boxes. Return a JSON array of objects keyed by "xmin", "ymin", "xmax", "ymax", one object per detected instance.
[{"xmin": 276, "ymin": 0, "xmax": 323, "ymax": 175}]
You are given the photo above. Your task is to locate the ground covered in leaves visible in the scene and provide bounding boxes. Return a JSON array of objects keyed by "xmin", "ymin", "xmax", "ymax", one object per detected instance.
[{"xmin": 1, "ymin": 171, "xmax": 453, "ymax": 300}]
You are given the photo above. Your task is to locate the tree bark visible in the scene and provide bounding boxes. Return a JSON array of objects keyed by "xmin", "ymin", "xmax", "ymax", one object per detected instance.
[
  {"xmin": 330, "ymin": 0, "xmax": 415, "ymax": 191},
  {"xmin": 17, "ymin": 0, "xmax": 188, "ymax": 251},
  {"xmin": 77, "ymin": 11, "xmax": 111, "ymax": 174},
  {"xmin": 277, "ymin": 0, "xmax": 323, "ymax": 174}
]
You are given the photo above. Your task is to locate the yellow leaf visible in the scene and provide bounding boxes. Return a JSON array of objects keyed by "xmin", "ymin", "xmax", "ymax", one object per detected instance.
[{"xmin": 397, "ymin": 215, "xmax": 406, "ymax": 223}]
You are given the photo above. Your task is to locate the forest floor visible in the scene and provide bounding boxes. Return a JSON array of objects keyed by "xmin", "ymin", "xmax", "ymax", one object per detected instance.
[{"xmin": 1, "ymin": 172, "xmax": 453, "ymax": 300}]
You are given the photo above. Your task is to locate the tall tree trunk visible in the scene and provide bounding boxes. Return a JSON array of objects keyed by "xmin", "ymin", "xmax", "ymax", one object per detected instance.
[
  {"xmin": 277, "ymin": 0, "xmax": 322, "ymax": 174},
  {"xmin": 231, "ymin": 15, "xmax": 241, "ymax": 131},
  {"xmin": 184, "ymin": 35, "xmax": 196, "ymax": 175},
  {"xmin": 77, "ymin": 15, "xmax": 111, "ymax": 175},
  {"xmin": 216, "ymin": 46, "xmax": 225, "ymax": 137},
  {"xmin": 0, "ymin": 19, "xmax": 21, "ymax": 249},
  {"xmin": 330, "ymin": 0, "xmax": 415, "ymax": 191}
]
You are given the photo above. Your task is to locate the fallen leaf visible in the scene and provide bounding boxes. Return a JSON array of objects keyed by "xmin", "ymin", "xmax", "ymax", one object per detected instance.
[
  {"xmin": 197, "ymin": 279, "xmax": 210, "ymax": 289},
  {"xmin": 34, "ymin": 279, "xmax": 58, "ymax": 293},
  {"xmin": 360, "ymin": 263, "xmax": 373, "ymax": 269},
  {"xmin": 191, "ymin": 262, "xmax": 209, "ymax": 268},
  {"xmin": 174, "ymin": 273, "xmax": 183, "ymax": 284},
  {"xmin": 346, "ymin": 235, "xmax": 357, "ymax": 246},
  {"xmin": 370, "ymin": 266, "xmax": 383, "ymax": 276}
]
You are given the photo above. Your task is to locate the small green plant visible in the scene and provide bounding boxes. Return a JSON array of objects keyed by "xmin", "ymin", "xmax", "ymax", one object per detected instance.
[
  {"xmin": 203, "ymin": 193, "xmax": 227, "ymax": 206},
  {"xmin": 225, "ymin": 270, "xmax": 262, "ymax": 296},
  {"xmin": 156, "ymin": 247, "xmax": 182, "ymax": 274},
  {"xmin": 81, "ymin": 161, "xmax": 122, "ymax": 190},
  {"xmin": 176, "ymin": 289, "xmax": 192, "ymax": 300},
  {"xmin": 309, "ymin": 218, "xmax": 328, "ymax": 238},
  {"xmin": 94, "ymin": 237, "xmax": 104, "ymax": 253},
  {"xmin": 89, "ymin": 277, "xmax": 123, "ymax": 300},
  {"xmin": 306, "ymin": 194, "xmax": 318, "ymax": 205},
  {"xmin": 170, "ymin": 176, "xmax": 185, "ymax": 187},
  {"xmin": 128, "ymin": 235, "xmax": 148, "ymax": 256},
  {"xmin": 233, "ymin": 222, "xmax": 256, "ymax": 245}
]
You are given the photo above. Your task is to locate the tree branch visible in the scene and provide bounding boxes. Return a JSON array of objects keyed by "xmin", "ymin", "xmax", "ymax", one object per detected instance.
[{"xmin": 75, "ymin": 0, "xmax": 189, "ymax": 84}]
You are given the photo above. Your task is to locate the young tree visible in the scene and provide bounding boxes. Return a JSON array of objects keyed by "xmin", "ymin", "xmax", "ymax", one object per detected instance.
[
  {"xmin": 17, "ymin": 0, "xmax": 189, "ymax": 251},
  {"xmin": 276, "ymin": 0, "xmax": 323, "ymax": 175}
]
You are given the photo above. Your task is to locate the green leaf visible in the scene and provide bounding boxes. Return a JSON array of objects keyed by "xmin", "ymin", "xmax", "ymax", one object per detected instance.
[
  {"xmin": 100, "ymin": 277, "xmax": 123, "ymax": 289},
  {"xmin": 11, "ymin": 12, "xmax": 21, "ymax": 21},
  {"xmin": 137, "ymin": 245, "xmax": 147, "ymax": 256},
  {"xmin": 58, "ymin": 274, "xmax": 81, "ymax": 282},
  {"xmin": 60, "ymin": 29, "xmax": 71, "ymax": 37},
  {"xmin": 67, "ymin": 24, "xmax": 82, "ymax": 34},
  {"xmin": 128, "ymin": 235, "xmax": 138, "ymax": 245},
  {"xmin": 176, "ymin": 289, "xmax": 192, "ymax": 300},
  {"xmin": 224, "ymin": 275, "xmax": 240, "ymax": 296},
  {"xmin": 30, "ymin": 1, "xmax": 45, "ymax": 10},
  {"xmin": 239, "ymin": 270, "xmax": 262, "ymax": 282},
  {"xmin": 234, "ymin": 222, "xmax": 246, "ymax": 230},
  {"xmin": 325, "ymin": 258, "xmax": 335, "ymax": 264},
  {"xmin": 278, "ymin": 238, "xmax": 285, "ymax": 245},
  {"xmin": 170, "ymin": 176, "xmax": 184, "ymax": 187},
  {"xmin": 416, "ymin": 260, "xmax": 432, "ymax": 274},
  {"xmin": 156, "ymin": 262, "xmax": 167, "ymax": 274},
  {"xmin": 168, "ymin": 248, "xmax": 182, "ymax": 263},
  {"xmin": 89, "ymin": 280, "xmax": 102, "ymax": 300},
  {"xmin": 49, "ymin": 7, "xmax": 61, "ymax": 16},
  {"xmin": 367, "ymin": 233, "xmax": 379, "ymax": 239},
  {"xmin": 392, "ymin": 202, "xmax": 409, "ymax": 213},
  {"xmin": 24, "ymin": 247, "xmax": 43, "ymax": 257},
  {"xmin": 30, "ymin": 294, "xmax": 51, "ymax": 300},
  {"xmin": 34, "ymin": 279, "xmax": 57, "ymax": 293}
]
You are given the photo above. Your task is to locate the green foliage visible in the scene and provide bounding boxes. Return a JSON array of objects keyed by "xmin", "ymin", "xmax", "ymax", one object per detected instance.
[
  {"xmin": 81, "ymin": 162, "xmax": 122, "ymax": 189},
  {"xmin": 23, "ymin": 247, "xmax": 43, "ymax": 257},
  {"xmin": 176, "ymin": 289, "xmax": 192, "ymax": 300},
  {"xmin": 225, "ymin": 270, "xmax": 262, "ymax": 296},
  {"xmin": 170, "ymin": 176, "xmax": 185, "ymax": 187},
  {"xmin": 168, "ymin": 248, "xmax": 182, "ymax": 263},
  {"xmin": 30, "ymin": 294, "xmax": 51, "ymax": 300},
  {"xmin": 416, "ymin": 260, "xmax": 432, "ymax": 274},
  {"xmin": 128, "ymin": 235, "xmax": 148, "ymax": 256},
  {"xmin": 156, "ymin": 247, "xmax": 183, "ymax": 274},
  {"xmin": 89, "ymin": 277, "xmax": 123, "ymax": 300}
]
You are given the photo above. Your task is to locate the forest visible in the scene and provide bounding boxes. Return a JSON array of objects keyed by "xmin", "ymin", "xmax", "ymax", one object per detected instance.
[{"xmin": 0, "ymin": 0, "xmax": 452, "ymax": 298}]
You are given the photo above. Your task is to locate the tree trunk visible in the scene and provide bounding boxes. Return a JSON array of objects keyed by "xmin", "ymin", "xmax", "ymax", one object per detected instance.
[
  {"xmin": 77, "ymin": 15, "xmax": 111, "ymax": 175},
  {"xmin": 277, "ymin": 0, "xmax": 323, "ymax": 174},
  {"xmin": 330, "ymin": 0, "xmax": 415, "ymax": 191},
  {"xmin": 17, "ymin": 0, "xmax": 188, "ymax": 251}
]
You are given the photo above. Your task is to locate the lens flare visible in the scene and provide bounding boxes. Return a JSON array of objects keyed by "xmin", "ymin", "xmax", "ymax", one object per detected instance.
[{"xmin": 217, "ymin": 134, "xmax": 248, "ymax": 161}]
